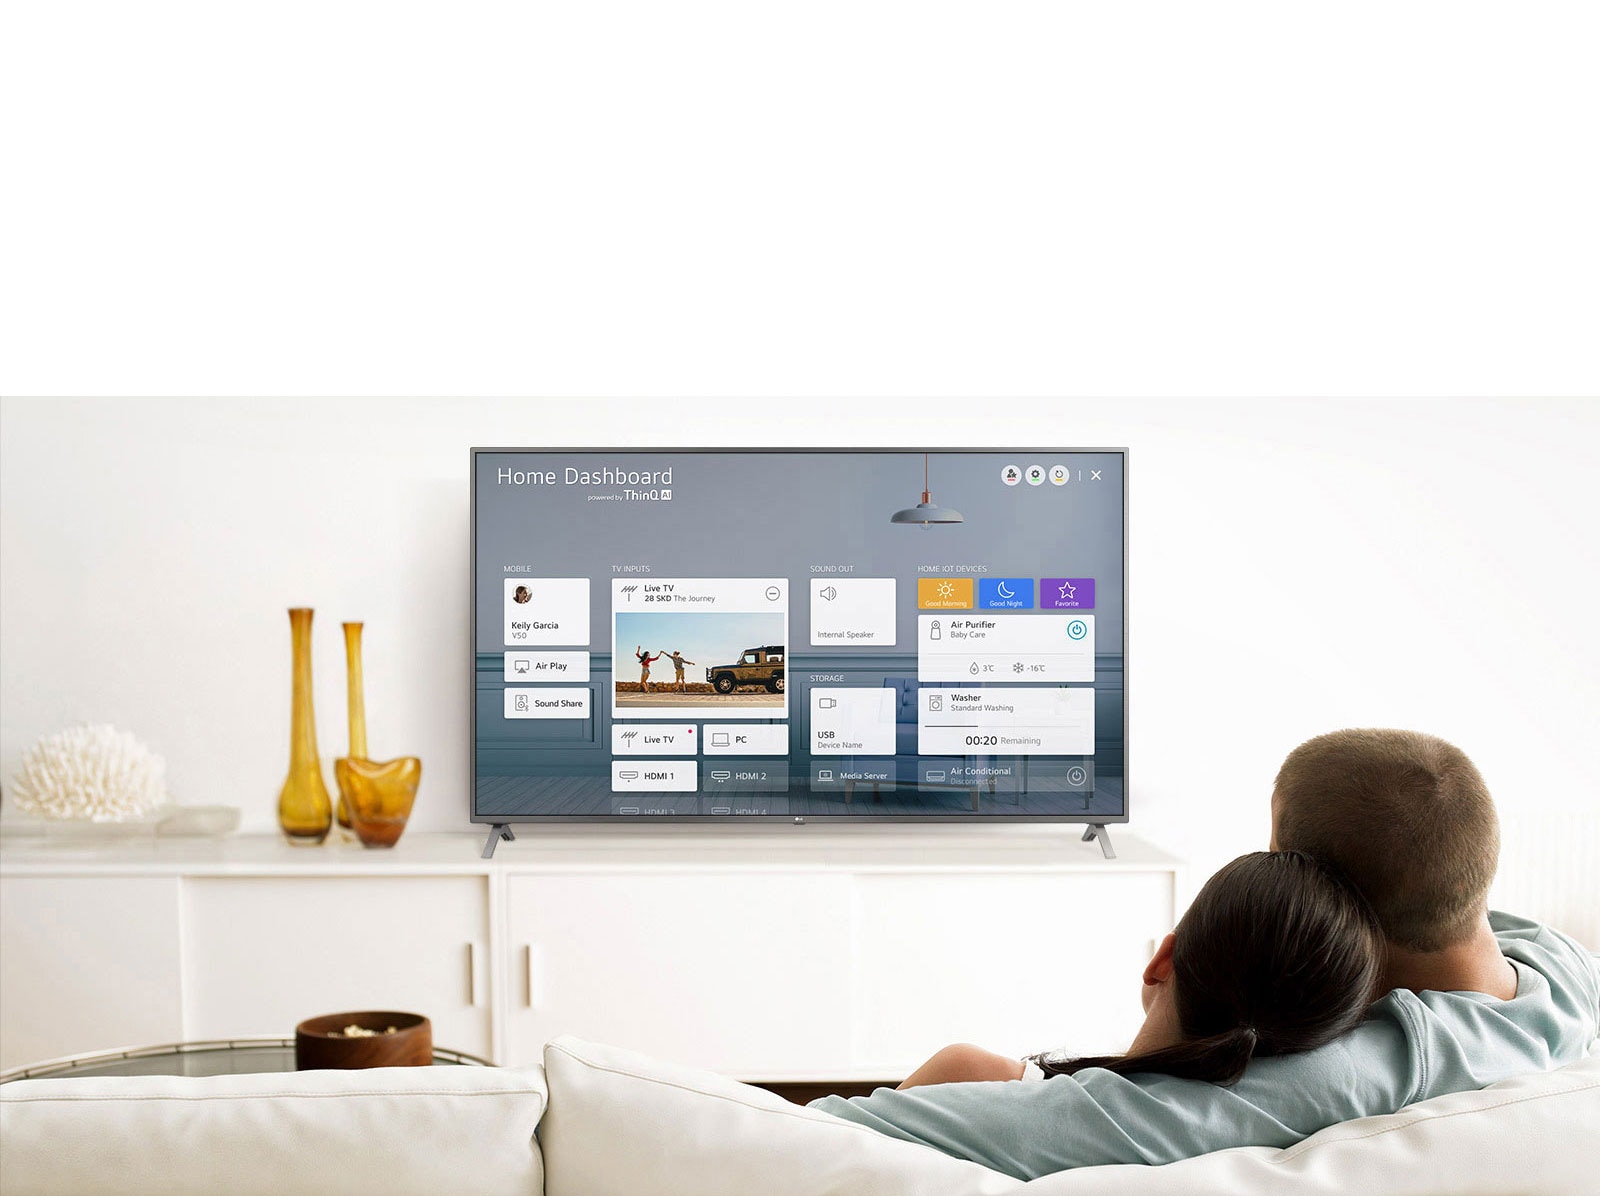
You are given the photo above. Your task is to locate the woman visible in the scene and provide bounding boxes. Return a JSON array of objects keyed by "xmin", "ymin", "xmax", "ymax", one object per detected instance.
[
  {"xmin": 634, "ymin": 645, "xmax": 661, "ymax": 692},
  {"xmin": 900, "ymin": 850, "xmax": 1381, "ymax": 1089}
]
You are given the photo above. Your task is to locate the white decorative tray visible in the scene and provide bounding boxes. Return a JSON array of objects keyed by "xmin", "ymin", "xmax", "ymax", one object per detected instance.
[{"xmin": 0, "ymin": 805, "xmax": 241, "ymax": 842}]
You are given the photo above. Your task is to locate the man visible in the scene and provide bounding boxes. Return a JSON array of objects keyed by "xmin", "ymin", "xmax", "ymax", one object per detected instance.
[
  {"xmin": 666, "ymin": 649, "xmax": 695, "ymax": 692},
  {"xmin": 1270, "ymin": 729, "xmax": 1517, "ymax": 999},
  {"xmin": 810, "ymin": 729, "xmax": 1599, "ymax": 1179}
]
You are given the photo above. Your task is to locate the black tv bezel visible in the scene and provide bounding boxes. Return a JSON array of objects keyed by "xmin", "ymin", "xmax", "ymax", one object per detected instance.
[{"xmin": 470, "ymin": 446, "xmax": 1128, "ymax": 827}]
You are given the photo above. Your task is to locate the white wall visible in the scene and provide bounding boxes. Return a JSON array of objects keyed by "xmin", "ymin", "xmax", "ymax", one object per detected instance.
[
  {"xmin": 2, "ymin": 397, "xmax": 1596, "ymax": 944},
  {"xmin": 4, "ymin": 5, "xmax": 1598, "ymax": 401}
]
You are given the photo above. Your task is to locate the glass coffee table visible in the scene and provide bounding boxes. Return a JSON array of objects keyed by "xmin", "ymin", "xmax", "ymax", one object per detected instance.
[{"xmin": 0, "ymin": 1038, "xmax": 492, "ymax": 1083}]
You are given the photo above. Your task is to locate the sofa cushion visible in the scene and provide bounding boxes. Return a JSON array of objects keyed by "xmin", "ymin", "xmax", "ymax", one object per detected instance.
[
  {"xmin": 0, "ymin": 1063, "xmax": 548, "ymax": 1196},
  {"xmin": 541, "ymin": 1036, "xmax": 1600, "ymax": 1196},
  {"xmin": 539, "ymin": 1036, "xmax": 1022, "ymax": 1195},
  {"xmin": 1020, "ymin": 1049, "xmax": 1600, "ymax": 1194}
]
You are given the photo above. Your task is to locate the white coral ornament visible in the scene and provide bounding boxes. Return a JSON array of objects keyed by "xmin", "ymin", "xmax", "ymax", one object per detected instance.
[{"xmin": 9, "ymin": 724, "xmax": 168, "ymax": 821}]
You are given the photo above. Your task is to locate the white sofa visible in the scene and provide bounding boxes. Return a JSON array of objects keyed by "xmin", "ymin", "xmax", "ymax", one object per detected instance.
[{"xmin": 3, "ymin": 1037, "xmax": 1597, "ymax": 1195}]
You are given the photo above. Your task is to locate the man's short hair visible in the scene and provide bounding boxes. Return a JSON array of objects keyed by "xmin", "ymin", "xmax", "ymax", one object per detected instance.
[{"xmin": 1273, "ymin": 729, "xmax": 1498, "ymax": 952}]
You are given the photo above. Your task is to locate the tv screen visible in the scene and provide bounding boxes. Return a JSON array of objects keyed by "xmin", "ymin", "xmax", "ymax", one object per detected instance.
[{"xmin": 473, "ymin": 449, "xmax": 1125, "ymax": 824}]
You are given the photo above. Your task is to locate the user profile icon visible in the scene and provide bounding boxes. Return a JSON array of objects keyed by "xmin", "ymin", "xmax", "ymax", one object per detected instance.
[{"xmin": 513, "ymin": 585, "xmax": 532, "ymax": 604}]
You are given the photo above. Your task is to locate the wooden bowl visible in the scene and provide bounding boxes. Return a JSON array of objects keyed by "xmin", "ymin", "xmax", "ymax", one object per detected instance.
[{"xmin": 294, "ymin": 1010, "xmax": 432, "ymax": 1070}]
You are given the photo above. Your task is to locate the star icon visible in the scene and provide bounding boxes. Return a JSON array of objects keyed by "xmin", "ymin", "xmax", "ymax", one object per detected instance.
[{"xmin": 1058, "ymin": 580, "xmax": 1076, "ymax": 599}]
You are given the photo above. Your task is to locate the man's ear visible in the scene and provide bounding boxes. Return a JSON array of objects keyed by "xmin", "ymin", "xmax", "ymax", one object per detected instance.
[{"xmin": 1143, "ymin": 933, "xmax": 1177, "ymax": 987}]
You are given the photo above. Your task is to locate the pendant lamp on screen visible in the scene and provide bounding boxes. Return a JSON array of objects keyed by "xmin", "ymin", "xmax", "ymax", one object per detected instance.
[{"xmin": 890, "ymin": 452, "xmax": 964, "ymax": 526}]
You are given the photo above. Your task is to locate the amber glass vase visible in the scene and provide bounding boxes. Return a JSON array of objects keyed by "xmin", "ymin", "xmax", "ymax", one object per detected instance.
[
  {"xmin": 334, "ymin": 622, "xmax": 367, "ymax": 831},
  {"xmin": 334, "ymin": 620, "xmax": 422, "ymax": 848},
  {"xmin": 336, "ymin": 755, "xmax": 422, "ymax": 848},
  {"xmin": 278, "ymin": 608, "xmax": 333, "ymax": 845}
]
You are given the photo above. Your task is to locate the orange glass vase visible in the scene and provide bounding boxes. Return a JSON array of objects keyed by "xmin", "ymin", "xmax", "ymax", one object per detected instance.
[
  {"xmin": 278, "ymin": 608, "xmax": 333, "ymax": 845},
  {"xmin": 336, "ymin": 756, "xmax": 422, "ymax": 848},
  {"xmin": 335, "ymin": 622, "xmax": 366, "ymax": 832},
  {"xmin": 334, "ymin": 621, "xmax": 421, "ymax": 848}
]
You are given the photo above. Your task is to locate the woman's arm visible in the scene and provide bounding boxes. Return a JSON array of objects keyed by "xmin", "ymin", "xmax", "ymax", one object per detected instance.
[{"xmin": 898, "ymin": 1043, "xmax": 1026, "ymax": 1089}]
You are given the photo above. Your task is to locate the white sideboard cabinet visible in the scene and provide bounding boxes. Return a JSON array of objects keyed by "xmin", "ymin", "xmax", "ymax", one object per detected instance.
[
  {"xmin": 181, "ymin": 876, "xmax": 493, "ymax": 1057},
  {"xmin": 0, "ymin": 875, "xmax": 184, "ymax": 1067},
  {"xmin": 0, "ymin": 830, "xmax": 1182, "ymax": 1079}
]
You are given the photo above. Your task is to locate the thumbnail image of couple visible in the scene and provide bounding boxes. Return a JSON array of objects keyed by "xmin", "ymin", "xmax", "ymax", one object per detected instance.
[{"xmin": 634, "ymin": 647, "xmax": 694, "ymax": 692}]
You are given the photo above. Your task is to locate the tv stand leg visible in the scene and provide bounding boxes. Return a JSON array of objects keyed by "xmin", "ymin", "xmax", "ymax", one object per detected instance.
[
  {"xmin": 1081, "ymin": 824, "xmax": 1116, "ymax": 860},
  {"xmin": 481, "ymin": 824, "xmax": 516, "ymax": 860}
]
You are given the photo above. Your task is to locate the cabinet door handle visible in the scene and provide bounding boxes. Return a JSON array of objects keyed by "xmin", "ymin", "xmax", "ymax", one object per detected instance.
[
  {"xmin": 467, "ymin": 942, "xmax": 481, "ymax": 1007},
  {"xmin": 525, "ymin": 944, "xmax": 545, "ymax": 1010}
]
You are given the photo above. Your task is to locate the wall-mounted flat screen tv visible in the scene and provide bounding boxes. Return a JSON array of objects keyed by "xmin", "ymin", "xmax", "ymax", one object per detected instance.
[{"xmin": 473, "ymin": 449, "xmax": 1125, "ymax": 824}]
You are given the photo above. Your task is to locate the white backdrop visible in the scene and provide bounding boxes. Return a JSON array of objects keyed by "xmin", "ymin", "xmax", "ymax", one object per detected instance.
[
  {"xmin": 3, "ymin": 3, "xmax": 1597, "ymax": 400},
  {"xmin": 2, "ymin": 397, "xmax": 1595, "ymax": 944}
]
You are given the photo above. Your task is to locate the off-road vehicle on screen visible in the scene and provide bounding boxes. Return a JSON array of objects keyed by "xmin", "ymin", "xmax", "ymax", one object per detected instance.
[{"xmin": 706, "ymin": 646, "xmax": 785, "ymax": 694}]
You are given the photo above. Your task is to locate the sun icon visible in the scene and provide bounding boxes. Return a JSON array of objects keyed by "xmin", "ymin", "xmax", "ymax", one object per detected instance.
[{"xmin": 936, "ymin": 581, "xmax": 956, "ymax": 599}]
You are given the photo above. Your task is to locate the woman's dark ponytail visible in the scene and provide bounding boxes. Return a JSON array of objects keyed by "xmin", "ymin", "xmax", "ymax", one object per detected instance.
[
  {"xmin": 1030, "ymin": 851, "xmax": 1380, "ymax": 1088},
  {"xmin": 1033, "ymin": 1023, "xmax": 1261, "ymax": 1087}
]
